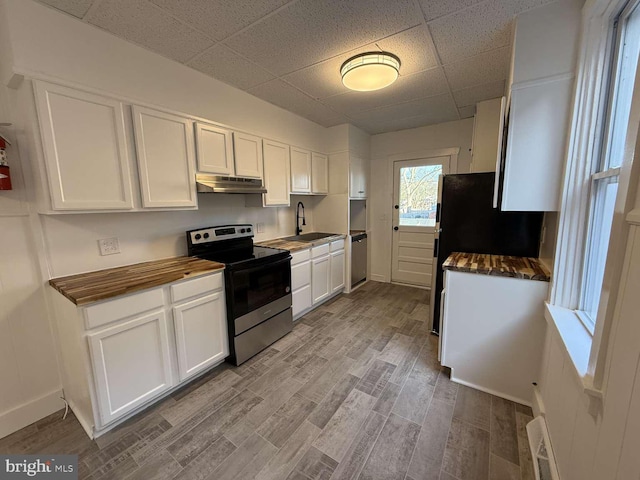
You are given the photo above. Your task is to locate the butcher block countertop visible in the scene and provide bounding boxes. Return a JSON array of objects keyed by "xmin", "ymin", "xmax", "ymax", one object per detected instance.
[
  {"xmin": 256, "ymin": 233, "xmax": 346, "ymax": 252},
  {"xmin": 443, "ymin": 252, "xmax": 551, "ymax": 282},
  {"xmin": 49, "ymin": 257, "xmax": 225, "ymax": 306}
]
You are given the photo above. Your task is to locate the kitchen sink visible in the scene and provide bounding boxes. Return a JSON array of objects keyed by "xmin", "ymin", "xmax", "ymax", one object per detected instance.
[{"xmin": 283, "ymin": 232, "xmax": 336, "ymax": 241}]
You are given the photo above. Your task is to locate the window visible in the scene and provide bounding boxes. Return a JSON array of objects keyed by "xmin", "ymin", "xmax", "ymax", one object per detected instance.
[
  {"xmin": 398, "ymin": 164, "xmax": 441, "ymax": 227},
  {"xmin": 577, "ymin": 1, "xmax": 640, "ymax": 334}
]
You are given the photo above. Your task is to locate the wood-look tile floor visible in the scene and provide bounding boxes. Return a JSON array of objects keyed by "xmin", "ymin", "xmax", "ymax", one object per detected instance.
[{"xmin": 0, "ymin": 282, "xmax": 535, "ymax": 480}]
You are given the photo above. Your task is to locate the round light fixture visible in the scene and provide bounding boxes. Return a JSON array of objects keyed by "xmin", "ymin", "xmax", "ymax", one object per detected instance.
[{"xmin": 340, "ymin": 52, "xmax": 401, "ymax": 92}]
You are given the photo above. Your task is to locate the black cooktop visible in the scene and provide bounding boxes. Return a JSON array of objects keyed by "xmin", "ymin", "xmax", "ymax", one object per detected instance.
[{"xmin": 198, "ymin": 245, "xmax": 290, "ymax": 268}]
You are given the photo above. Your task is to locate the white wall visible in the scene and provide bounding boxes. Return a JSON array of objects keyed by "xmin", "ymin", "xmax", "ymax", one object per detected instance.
[
  {"xmin": 368, "ymin": 118, "xmax": 474, "ymax": 282},
  {"xmin": 0, "ymin": 80, "xmax": 62, "ymax": 438}
]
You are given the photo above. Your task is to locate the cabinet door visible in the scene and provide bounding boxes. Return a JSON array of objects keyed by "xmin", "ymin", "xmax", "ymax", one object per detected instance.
[
  {"xmin": 88, "ymin": 309, "xmax": 174, "ymax": 426},
  {"xmin": 263, "ymin": 140, "xmax": 291, "ymax": 206},
  {"xmin": 233, "ymin": 132, "xmax": 263, "ymax": 179},
  {"xmin": 312, "ymin": 255, "xmax": 330, "ymax": 305},
  {"xmin": 502, "ymin": 78, "xmax": 573, "ymax": 211},
  {"xmin": 311, "ymin": 152, "xmax": 329, "ymax": 194},
  {"xmin": 349, "ymin": 156, "xmax": 366, "ymax": 198},
  {"xmin": 132, "ymin": 106, "xmax": 197, "ymax": 208},
  {"xmin": 290, "ymin": 147, "xmax": 312, "ymax": 193},
  {"xmin": 293, "ymin": 285, "xmax": 312, "ymax": 317},
  {"xmin": 33, "ymin": 81, "xmax": 134, "ymax": 211},
  {"xmin": 195, "ymin": 122, "xmax": 234, "ymax": 176},
  {"xmin": 173, "ymin": 292, "xmax": 228, "ymax": 382},
  {"xmin": 330, "ymin": 250, "xmax": 345, "ymax": 294}
]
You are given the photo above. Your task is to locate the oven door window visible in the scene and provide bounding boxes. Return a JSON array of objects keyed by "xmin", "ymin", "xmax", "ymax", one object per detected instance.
[{"xmin": 230, "ymin": 258, "xmax": 291, "ymax": 318}]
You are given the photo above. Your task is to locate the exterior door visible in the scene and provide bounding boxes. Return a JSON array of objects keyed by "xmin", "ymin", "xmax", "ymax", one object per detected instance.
[{"xmin": 391, "ymin": 157, "xmax": 449, "ymax": 287}]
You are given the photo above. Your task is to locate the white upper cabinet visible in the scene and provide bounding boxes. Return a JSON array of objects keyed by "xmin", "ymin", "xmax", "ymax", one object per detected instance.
[
  {"xmin": 290, "ymin": 147, "xmax": 312, "ymax": 194},
  {"xmin": 311, "ymin": 152, "xmax": 329, "ymax": 194},
  {"xmin": 471, "ymin": 97, "xmax": 505, "ymax": 174},
  {"xmin": 33, "ymin": 81, "xmax": 134, "ymax": 211},
  {"xmin": 233, "ymin": 132, "xmax": 263, "ymax": 179},
  {"xmin": 500, "ymin": 0, "xmax": 581, "ymax": 211},
  {"xmin": 195, "ymin": 122, "xmax": 234, "ymax": 176},
  {"xmin": 349, "ymin": 155, "xmax": 367, "ymax": 199},
  {"xmin": 263, "ymin": 139, "xmax": 291, "ymax": 206},
  {"xmin": 132, "ymin": 106, "xmax": 197, "ymax": 209}
]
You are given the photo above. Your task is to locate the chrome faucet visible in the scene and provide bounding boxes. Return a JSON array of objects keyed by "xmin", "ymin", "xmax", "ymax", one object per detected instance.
[{"xmin": 296, "ymin": 201, "xmax": 306, "ymax": 235}]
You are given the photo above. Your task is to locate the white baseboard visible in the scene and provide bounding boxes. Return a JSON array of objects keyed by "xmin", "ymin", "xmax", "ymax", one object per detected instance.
[
  {"xmin": 0, "ymin": 388, "xmax": 64, "ymax": 440},
  {"xmin": 370, "ymin": 274, "xmax": 386, "ymax": 283},
  {"xmin": 450, "ymin": 376, "xmax": 532, "ymax": 407}
]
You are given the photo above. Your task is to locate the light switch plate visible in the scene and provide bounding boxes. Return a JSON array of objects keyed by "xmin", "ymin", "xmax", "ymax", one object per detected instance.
[
  {"xmin": 257, "ymin": 223, "xmax": 265, "ymax": 233},
  {"xmin": 98, "ymin": 237, "xmax": 120, "ymax": 256}
]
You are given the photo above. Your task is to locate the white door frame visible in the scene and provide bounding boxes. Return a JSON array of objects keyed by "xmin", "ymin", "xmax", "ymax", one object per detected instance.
[{"xmin": 388, "ymin": 148, "xmax": 459, "ymax": 287}]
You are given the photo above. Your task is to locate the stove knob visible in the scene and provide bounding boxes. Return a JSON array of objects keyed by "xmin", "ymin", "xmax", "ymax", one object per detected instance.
[
  {"xmin": 194, "ymin": 234, "xmax": 202, "ymax": 240},
  {"xmin": 203, "ymin": 233, "xmax": 210, "ymax": 239},
  {"xmin": 240, "ymin": 228, "xmax": 246, "ymax": 233},
  {"xmin": 247, "ymin": 227, "xmax": 252, "ymax": 233}
]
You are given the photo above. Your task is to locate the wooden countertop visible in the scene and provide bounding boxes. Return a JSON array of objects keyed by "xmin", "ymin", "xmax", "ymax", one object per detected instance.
[
  {"xmin": 256, "ymin": 234, "xmax": 346, "ymax": 252},
  {"xmin": 49, "ymin": 257, "xmax": 225, "ymax": 306},
  {"xmin": 443, "ymin": 252, "xmax": 551, "ymax": 282}
]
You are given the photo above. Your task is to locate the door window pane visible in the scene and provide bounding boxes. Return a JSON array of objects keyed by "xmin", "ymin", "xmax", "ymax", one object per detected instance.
[{"xmin": 398, "ymin": 165, "xmax": 442, "ymax": 226}]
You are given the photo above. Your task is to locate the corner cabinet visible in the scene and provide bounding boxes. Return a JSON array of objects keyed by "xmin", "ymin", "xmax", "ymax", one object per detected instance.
[
  {"xmin": 132, "ymin": 106, "xmax": 197, "ymax": 209},
  {"xmin": 33, "ymin": 81, "xmax": 135, "ymax": 211},
  {"xmin": 263, "ymin": 139, "xmax": 291, "ymax": 206}
]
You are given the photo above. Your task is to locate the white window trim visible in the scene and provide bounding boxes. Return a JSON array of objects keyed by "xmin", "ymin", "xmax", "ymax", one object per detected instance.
[{"xmin": 548, "ymin": 0, "xmax": 640, "ymax": 401}]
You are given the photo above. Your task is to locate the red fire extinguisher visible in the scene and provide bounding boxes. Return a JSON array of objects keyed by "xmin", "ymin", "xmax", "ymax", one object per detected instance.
[{"xmin": 0, "ymin": 134, "xmax": 12, "ymax": 191}]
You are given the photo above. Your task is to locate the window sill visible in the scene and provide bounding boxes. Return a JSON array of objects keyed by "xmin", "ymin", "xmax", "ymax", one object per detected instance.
[{"xmin": 544, "ymin": 303, "xmax": 603, "ymax": 400}]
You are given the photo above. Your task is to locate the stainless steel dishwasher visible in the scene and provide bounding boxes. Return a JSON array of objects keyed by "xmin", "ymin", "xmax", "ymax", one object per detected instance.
[{"xmin": 351, "ymin": 232, "xmax": 367, "ymax": 287}]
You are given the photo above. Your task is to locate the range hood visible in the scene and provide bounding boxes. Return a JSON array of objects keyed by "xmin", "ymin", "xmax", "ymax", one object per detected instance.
[{"xmin": 196, "ymin": 174, "xmax": 267, "ymax": 194}]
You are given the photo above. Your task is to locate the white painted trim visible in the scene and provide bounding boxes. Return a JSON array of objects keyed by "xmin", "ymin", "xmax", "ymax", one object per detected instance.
[
  {"xmin": 627, "ymin": 208, "xmax": 640, "ymax": 224},
  {"xmin": 370, "ymin": 274, "xmax": 386, "ymax": 283},
  {"xmin": 511, "ymin": 72, "xmax": 576, "ymax": 91},
  {"xmin": 532, "ymin": 386, "xmax": 546, "ymax": 418},
  {"xmin": 0, "ymin": 388, "xmax": 64, "ymax": 440},
  {"xmin": 449, "ymin": 375, "xmax": 532, "ymax": 407},
  {"xmin": 387, "ymin": 147, "xmax": 460, "ymax": 174}
]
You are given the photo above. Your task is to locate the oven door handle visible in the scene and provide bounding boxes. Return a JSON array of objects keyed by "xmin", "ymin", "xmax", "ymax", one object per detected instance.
[{"xmin": 230, "ymin": 255, "xmax": 292, "ymax": 274}]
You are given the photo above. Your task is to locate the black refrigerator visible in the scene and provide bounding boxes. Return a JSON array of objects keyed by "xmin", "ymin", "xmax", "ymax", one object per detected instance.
[{"xmin": 430, "ymin": 172, "xmax": 543, "ymax": 334}]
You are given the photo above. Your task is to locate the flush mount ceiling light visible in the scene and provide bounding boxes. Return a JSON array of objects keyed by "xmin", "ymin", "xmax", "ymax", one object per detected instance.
[{"xmin": 340, "ymin": 52, "xmax": 401, "ymax": 92}]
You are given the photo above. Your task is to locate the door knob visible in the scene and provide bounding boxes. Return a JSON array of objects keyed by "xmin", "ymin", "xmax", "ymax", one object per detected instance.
[
  {"xmin": 394, "ymin": 226, "xmax": 399, "ymax": 231},
  {"xmin": 394, "ymin": 205, "xmax": 399, "ymax": 209}
]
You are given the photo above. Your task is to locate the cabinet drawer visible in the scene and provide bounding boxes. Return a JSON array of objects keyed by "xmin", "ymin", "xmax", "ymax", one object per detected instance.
[
  {"xmin": 292, "ymin": 261, "xmax": 311, "ymax": 290},
  {"xmin": 312, "ymin": 243, "xmax": 330, "ymax": 258},
  {"xmin": 171, "ymin": 273, "xmax": 223, "ymax": 304},
  {"xmin": 330, "ymin": 239, "xmax": 345, "ymax": 252},
  {"xmin": 291, "ymin": 248, "xmax": 311, "ymax": 265},
  {"xmin": 84, "ymin": 288, "xmax": 165, "ymax": 330}
]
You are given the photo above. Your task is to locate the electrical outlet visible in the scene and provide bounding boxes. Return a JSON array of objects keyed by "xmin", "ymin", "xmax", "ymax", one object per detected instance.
[
  {"xmin": 256, "ymin": 223, "xmax": 265, "ymax": 233},
  {"xmin": 98, "ymin": 237, "xmax": 120, "ymax": 256}
]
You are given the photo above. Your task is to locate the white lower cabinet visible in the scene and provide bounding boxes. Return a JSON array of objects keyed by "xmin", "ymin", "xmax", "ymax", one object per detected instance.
[
  {"xmin": 173, "ymin": 292, "xmax": 228, "ymax": 382},
  {"xmin": 88, "ymin": 309, "xmax": 174, "ymax": 426},
  {"xmin": 50, "ymin": 271, "xmax": 227, "ymax": 436},
  {"xmin": 330, "ymin": 250, "xmax": 345, "ymax": 293},
  {"xmin": 312, "ymin": 254, "xmax": 331, "ymax": 305},
  {"xmin": 291, "ymin": 249, "xmax": 312, "ymax": 318}
]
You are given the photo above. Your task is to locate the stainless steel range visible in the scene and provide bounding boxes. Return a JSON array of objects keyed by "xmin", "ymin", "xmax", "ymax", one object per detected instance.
[{"xmin": 186, "ymin": 224, "xmax": 292, "ymax": 365}]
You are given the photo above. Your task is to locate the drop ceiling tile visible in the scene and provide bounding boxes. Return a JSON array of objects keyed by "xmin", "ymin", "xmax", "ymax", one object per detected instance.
[
  {"xmin": 86, "ymin": 0, "xmax": 214, "ymax": 63},
  {"xmin": 322, "ymin": 67, "xmax": 448, "ymax": 116},
  {"xmin": 418, "ymin": 0, "xmax": 482, "ymax": 21},
  {"xmin": 444, "ymin": 47, "xmax": 510, "ymax": 91},
  {"xmin": 149, "ymin": 0, "xmax": 292, "ymax": 41},
  {"xmin": 283, "ymin": 25, "xmax": 438, "ymax": 100},
  {"xmin": 188, "ymin": 45, "xmax": 275, "ymax": 90},
  {"xmin": 224, "ymin": 0, "xmax": 421, "ymax": 75},
  {"xmin": 458, "ymin": 105, "xmax": 476, "ymax": 118},
  {"xmin": 350, "ymin": 93, "xmax": 459, "ymax": 125},
  {"xmin": 453, "ymin": 80, "xmax": 505, "ymax": 107},
  {"xmin": 428, "ymin": 0, "xmax": 514, "ymax": 64},
  {"xmin": 37, "ymin": 0, "xmax": 95, "ymax": 18},
  {"xmin": 248, "ymin": 79, "xmax": 349, "ymax": 127}
]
